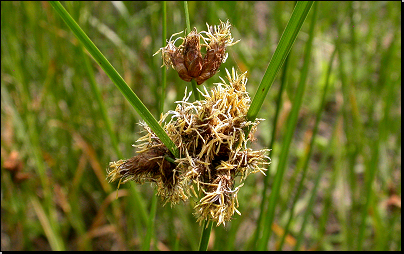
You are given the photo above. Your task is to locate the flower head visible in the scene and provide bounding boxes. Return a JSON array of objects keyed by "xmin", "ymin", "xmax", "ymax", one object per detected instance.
[
  {"xmin": 154, "ymin": 20, "xmax": 239, "ymax": 85},
  {"xmin": 108, "ymin": 68, "xmax": 270, "ymax": 226}
]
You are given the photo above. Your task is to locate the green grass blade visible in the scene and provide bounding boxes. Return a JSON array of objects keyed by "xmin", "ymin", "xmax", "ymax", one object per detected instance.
[
  {"xmin": 159, "ymin": 1, "xmax": 167, "ymax": 113},
  {"xmin": 49, "ymin": 1, "xmax": 179, "ymax": 158},
  {"xmin": 247, "ymin": 1, "xmax": 313, "ymax": 124},
  {"xmin": 292, "ymin": 47, "xmax": 337, "ymax": 250},
  {"xmin": 79, "ymin": 45, "xmax": 122, "ymax": 158},
  {"xmin": 277, "ymin": 27, "xmax": 335, "ymax": 251},
  {"xmin": 294, "ymin": 112, "xmax": 340, "ymax": 250},
  {"xmin": 256, "ymin": 1, "xmax": 315, "ymax": 250},
  {"xmin": 315, "ymin": 117, "xmax": 343, "ymax": 249},
  {"xmin": 356, "ymin": 70, "xmax": 383, "ymax": 251},
  {"xmin": 199, "ymin": 220, "xmax": 213, "ymax": 251},
  {"xmin": 142, "ymin": 194, "xmax": 158, "ymax": 250},
  {"xmin": 251, "ymin": 46, "xmax": 290, "ymax": 250}
]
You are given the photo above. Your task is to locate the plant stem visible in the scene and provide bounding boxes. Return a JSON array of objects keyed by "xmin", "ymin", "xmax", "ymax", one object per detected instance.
[
  {"xmin": 251, "ymin": 47, "xmax": 289, "ymax": 250},
  {"xmin": 293, "ymin": 48, "xmax": 338, "ymax": 250},
  {"xmin": 159, "ymin": 1, "xmax": 167, "ymax": 114},
  {"xmin": 49, "ymin": 1, "xmax": 179, "ymax": 158},
  {"xmin": 199, "ymin": 220, "xmax": 213, "ymax": 251},
  {"xmin": 246, "ymin": 1, "xmax": 313, "ymax": 129},
  {"xmin": 256, "ymin": 1, "xmax": 314, "ymax": 250}
]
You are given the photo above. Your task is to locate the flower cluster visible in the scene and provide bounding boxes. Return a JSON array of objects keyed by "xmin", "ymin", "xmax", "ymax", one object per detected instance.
[
  {"xmin": 154, "ymin": 20, "xmax": 239, "ymax": 85},
  {"xmin": 107, "ymin": 68, "xmax": 270, "ymax": 226}
]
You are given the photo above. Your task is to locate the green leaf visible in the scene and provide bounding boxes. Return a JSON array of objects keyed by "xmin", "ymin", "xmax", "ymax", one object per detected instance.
[
  {"xmin": 49, "ymin": 1, "xmax": 179, "ymax": 158},
  {"xmin": 256, "ymin": 1, "xmax": 314, "ymax": 250},
  {"xmin": 247, "ymin": 1, "xmax": 314, "ymax": 124}
]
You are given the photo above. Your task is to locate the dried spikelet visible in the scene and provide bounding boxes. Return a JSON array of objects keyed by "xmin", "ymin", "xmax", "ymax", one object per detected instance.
[
  {"xmin": 154, "ymin": 20, "xmax": 239, "ymax": 85},
  {"xmin": 107, "ymin": 68, "xmax": 270, "ymax": 225},
  {"xmin": 107, "ymin": 124, "xmax": 187, "ymax": 205}
]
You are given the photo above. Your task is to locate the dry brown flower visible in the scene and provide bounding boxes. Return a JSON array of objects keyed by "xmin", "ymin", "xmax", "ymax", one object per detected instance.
[
  {"xmin": 107, "ymin": 68, "xmax": 270, "ymax": 226},
  {"xmin": 154, "ymin": 20, "xmax": 239, "ymax": 85}
]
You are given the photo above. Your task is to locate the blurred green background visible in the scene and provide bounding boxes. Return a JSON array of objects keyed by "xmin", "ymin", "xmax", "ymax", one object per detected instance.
[{"xmin": 1, "ymin": 1, "xmax": 401, "ymax": 251}]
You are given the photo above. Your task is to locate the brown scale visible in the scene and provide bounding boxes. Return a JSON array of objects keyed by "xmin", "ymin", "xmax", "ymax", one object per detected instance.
[
  {"xmin": 195, "ymin": 42, "xmax": 226, "ymax": 85},
  {"xmin": 182, "ymin": 28, "xmax": 203, "ymax": 78}
]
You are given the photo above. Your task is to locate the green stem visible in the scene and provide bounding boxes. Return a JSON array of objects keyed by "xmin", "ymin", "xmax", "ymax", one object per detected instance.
[
  {"xmin": 199, "ymin": 220, "xmax": 213, "ymax": 251},
  {"xmin": 256, "ymin": 1, "xmax": 314, "ymax": 250},
  {"xmin": 159, "ymin": 1, "xmax": 167, "ymax": 114},
  {"xmin": 251, "ymin": 47, "xmax": 289, "ymax": 250},
  {"xmin": 246, "ymin": 1, "xmax": 313, "ymax": 131},
  {"xmin": 293, "ymin": 47, "xmax": 337, "ymax": 250},
  {"xmin": 79, "ymin": 45, "xmax": 122, "ymax": 158},
  {"xmin": 49, "ymin": 1, "xmax": 179, "ymax": 158}
]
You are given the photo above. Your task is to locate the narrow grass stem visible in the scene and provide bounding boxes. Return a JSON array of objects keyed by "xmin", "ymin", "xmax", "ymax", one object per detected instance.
[
  {"xmin": 246, "ymin": 1, "xmax": 313, "ymax": 127},
  {"xmin": 142, "ymin": 195, "xmax": 158, "ymax": 250},
  {"xmin": 159, "ymin": 1, "xmax": 167, "ymax": 114},
  {"xmin": 277, "ymin": 16, "xmax": 334, "ymax": 250},
  {"xmin": 257, "ymin": 1, "xmax": 314, "ymax": 250},
  {"xmin": 251, "ymin": 50, "xmax": 290, "ymax": 250},
  {"xmin": 79, "ymin": 45, "xmax": 122, "ymax": 158},
  {"xmin": 199, "ymin": 220, "xmax": 213, "ymax": 251},
  {"xmin": 295, "ymin": 110, "xmax": 341, "ymax": 250},
  {"xmin": 293, "ymin": 47, "xmax": 337, "ymax": 250}
]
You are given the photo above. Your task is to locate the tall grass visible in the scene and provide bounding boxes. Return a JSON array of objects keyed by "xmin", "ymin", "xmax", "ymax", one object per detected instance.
[{"xmin": 1, "ymin": 1, "xmax": 401, "ymax": 251}]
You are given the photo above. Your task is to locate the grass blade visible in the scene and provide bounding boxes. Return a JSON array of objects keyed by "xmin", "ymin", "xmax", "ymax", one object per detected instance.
[
  {"xmin": 292, "ymin": 47, "xmax": 337, "ymax": 250},
  {"xmin": 277, "ymin": 29, "xmax": 336, "ymax": 251},
  {"xmin": 256, "ymin": 1, "xmax": 315, "ymax": 250},
  {"xmin": 251, "ymin": 44, "xmax": 290, "ymax": 250},
  {"xmin": 79, "ymin": 45, "xmax": 122, "ymax": 158},
  {"xmin": 31, "ymin": 197, "xmax": 65, "ymax": 251},
  {"xmin": 49, "ymin": 1, "xmax": 179, "ymax": 158},
  {"xmin": 199, "ymin": 220, "xmax": 213, "ymax": 251},
  {"xmin": 247, "ymin": 1, "xmax": 313, "ymax": 124}
]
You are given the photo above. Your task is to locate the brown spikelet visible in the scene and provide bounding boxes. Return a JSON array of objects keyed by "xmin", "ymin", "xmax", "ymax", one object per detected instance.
[
  {"xmin": 154, "ymin": 20, "xmax": 239, "ymax": 85},
  {"xmin": 107, "ymin": 135, "xmax": 187, "ymax": 204}
]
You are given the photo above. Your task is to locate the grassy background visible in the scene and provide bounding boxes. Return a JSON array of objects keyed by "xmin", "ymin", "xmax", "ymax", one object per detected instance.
[{"xmin": 1, "ymin": 1, "xmax": 401, "ymax": 251}]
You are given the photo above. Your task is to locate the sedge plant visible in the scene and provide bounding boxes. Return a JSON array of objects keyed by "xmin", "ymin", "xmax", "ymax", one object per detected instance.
[
  {"xmin": 19, "ymin": 1, "xmax": 398, "ymax": 251},
  {"xmin": 1, "ymin": 1, "xmax": 400, "ymax": 251},
  {"xmin": 49, "ymin": 0, "xmax": 313, "ymax": 250}
]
